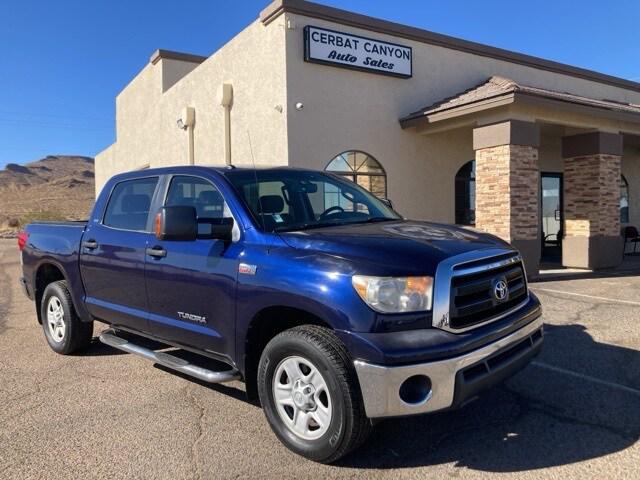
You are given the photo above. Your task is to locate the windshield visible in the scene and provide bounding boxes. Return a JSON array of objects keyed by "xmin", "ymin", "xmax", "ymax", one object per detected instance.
[{"xmin": 224, "ymin": 169, "xmax": 401, "ymax": 232}]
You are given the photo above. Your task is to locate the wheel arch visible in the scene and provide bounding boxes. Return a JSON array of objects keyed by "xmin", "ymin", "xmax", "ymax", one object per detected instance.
[
  {"xmin": 242, "ymin": 305, "xmax": 334, "ymax": 401},
  {"xmin": 34, "ymin": 261, "xmax": 68, "ymax": 324}
]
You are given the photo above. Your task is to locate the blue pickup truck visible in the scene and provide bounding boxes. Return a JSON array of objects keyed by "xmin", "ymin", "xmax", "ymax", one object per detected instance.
[{"xmin": 19, "ymin": 166, "xmax": 542, "ymax": 463}]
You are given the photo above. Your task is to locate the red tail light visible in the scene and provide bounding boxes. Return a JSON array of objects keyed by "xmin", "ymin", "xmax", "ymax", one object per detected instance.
[{"xmin": 18, "ymin": 231, "xmax": 28, "ymax": 251}]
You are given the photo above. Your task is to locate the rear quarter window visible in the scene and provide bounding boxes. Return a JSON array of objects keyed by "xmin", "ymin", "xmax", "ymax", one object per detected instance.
[{"xmin": 103, "ymin": 177, "xmax": 159, "ymax": 231}]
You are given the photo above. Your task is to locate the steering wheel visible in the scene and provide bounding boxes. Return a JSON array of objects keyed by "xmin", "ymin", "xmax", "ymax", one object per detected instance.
[{"xmin": 319, "ymin": 205, "xmax": 345, "ymax": 221}]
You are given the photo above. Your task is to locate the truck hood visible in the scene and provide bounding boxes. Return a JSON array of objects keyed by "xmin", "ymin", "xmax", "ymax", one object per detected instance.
[{"xmin": 277, "ymin": 220, "xmax": 513, "ymax": 276}]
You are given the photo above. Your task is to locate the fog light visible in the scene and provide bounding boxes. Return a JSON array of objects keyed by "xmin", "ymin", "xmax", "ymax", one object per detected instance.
[{"xmin": 399, "ymin": 375, "xmax": 432, "ymax": 405}]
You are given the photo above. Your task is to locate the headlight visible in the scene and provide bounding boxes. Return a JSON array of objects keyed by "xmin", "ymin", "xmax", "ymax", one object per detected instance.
[{"xmin": 352, "ymin": 275, "xmax": 433, "ymax": 313}]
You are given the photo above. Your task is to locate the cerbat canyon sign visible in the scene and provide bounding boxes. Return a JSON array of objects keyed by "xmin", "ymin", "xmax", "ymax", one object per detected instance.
[{"xmin": 304, "ymin": 25, "xmax": 412, "ymax": 78}]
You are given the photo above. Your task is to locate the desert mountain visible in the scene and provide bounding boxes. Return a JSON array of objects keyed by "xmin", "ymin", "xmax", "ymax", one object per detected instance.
[{"xmin": 0, "ymin": 155, "xmax": 95, "ymax": 234}]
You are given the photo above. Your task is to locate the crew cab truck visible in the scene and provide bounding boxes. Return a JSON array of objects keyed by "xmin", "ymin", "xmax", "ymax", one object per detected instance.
[{"xmin": 19, "ymin": 166, "xmax": 543, "ymax": 463}]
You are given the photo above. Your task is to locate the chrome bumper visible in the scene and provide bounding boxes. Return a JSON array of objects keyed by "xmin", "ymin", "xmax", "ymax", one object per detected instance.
[{"xmin": 353, "ymin": 316, "xmax": 543, "ymax": 418}]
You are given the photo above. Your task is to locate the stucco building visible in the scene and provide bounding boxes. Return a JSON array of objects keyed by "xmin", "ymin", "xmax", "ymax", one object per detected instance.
[{"xmin": 96, "ymin": 0, "xmax": 640, "ymax": 276}]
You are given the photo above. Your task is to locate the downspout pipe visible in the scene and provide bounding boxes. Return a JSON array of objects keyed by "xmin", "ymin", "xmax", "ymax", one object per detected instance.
[
  {"xmin": 217, "ymin": 83, "xmax": 233, "ymax": 166},
  {"xmin": 188, "ymin": 124, "xmax": 195, "ymax": 165}
]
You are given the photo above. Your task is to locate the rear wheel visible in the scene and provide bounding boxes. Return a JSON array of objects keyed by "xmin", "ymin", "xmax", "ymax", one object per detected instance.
[
  {"xmin": 258, "ymin": 325, "xmax": 371, "ymax": 463},
  {"xmin": 41, "ymin": 280, "xmax": 93, "ymax": 354}
]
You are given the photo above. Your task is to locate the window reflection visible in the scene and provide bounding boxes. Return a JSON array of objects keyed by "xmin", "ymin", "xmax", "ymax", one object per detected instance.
[
  {"xmin": 621, "ymin": 175, "xmax": 629, "ymax": 224},
  {"xmin": 455, "ymin": 160, "xmax": 475, "ymax": 226}
]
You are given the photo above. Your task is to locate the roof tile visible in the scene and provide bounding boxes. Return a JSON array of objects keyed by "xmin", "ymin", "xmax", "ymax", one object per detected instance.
[{"xmin": 401, "ymin": 76, "xmax": 640, "ymax": 124}]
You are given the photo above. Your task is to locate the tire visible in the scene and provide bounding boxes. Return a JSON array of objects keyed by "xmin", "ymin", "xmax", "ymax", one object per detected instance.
[
  {"xmin": 258, "ymin": 325, "xmax": 371, "ymax": 463},
  {"xmin": 41, "ymin": 280, "xmax": 93, "ymax": 355}
]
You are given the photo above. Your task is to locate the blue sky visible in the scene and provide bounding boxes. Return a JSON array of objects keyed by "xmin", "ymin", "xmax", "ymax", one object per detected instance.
[{"xmin": 1, "ymin": 0, "xmax": 638, "ymax": 169}]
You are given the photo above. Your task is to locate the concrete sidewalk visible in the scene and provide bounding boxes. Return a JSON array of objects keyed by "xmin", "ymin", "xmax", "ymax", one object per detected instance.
[{"xmin": 537, "ymin": 254, "xmax": 640, "ymax": 282}]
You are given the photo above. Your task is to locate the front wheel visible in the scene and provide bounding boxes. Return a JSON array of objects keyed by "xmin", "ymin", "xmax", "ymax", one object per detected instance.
[
  {"xmin": 257, "ymin": 325, "xmax": 371, "ymax": 463},
  {"xmin": 41, "ymin": 280, "xmax": 93, "ymax": 354}
]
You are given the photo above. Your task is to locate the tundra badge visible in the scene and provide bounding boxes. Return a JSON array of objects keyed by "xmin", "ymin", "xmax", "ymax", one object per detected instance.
[{"xmin": 177, "ymin": 312, "xmax": 207, "ymax": 324}]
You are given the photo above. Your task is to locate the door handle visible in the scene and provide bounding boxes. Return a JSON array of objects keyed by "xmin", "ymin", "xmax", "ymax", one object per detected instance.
[
  {"xmin": 82, "ymin": 239, "xmax": 98, "ymax": 250},
  {"xmin": 146, "ymin": 246, "xmax": 167, "ymax": 258}
]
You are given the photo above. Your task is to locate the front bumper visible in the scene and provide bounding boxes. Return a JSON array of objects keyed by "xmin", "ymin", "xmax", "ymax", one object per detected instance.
[{"xmin": 353, "ymin": 315, "xmax": 543, "ymax": 418}]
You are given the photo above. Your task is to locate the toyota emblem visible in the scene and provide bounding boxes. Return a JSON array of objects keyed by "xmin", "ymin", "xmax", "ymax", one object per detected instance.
[{"xmin": 493, "ymin": 278, "xmax": 509, "ymax": 302}]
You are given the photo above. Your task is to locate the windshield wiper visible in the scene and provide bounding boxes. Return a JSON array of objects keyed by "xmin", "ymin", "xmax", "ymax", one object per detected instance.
[
  {"xmin": 360, "ymin": 217, "xmax": 396, "ymax": 223},
  {"xmin": 275, "ymin": 222, "xmax": 338, "ymax": 232},
  {"xmin": 275, "ymin": 217, "xmax": 396, "ymax": 232}
]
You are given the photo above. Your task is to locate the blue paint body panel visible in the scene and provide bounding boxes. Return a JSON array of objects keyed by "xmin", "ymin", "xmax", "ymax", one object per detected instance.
[{"xmin": 20, "ymin": 165, "xmax": 540, "ymax": 376}]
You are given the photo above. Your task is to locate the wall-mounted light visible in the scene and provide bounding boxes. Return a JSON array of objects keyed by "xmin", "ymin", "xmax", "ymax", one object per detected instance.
[
  {"xmin": 177, "ymin": 106, "xmax": 196, "ymax": 165},
  {"xmin": 177, "ymin": 107, "xmax": 195, "ymax": 130}
]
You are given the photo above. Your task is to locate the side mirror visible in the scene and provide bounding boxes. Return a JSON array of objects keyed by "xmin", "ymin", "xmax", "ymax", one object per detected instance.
[
  {"xmin": 380, "ymin": 197, "xmax": 394, "ymax": 209},
  {"xmin": 155, "ymin": 206, "xmax": 197, "ymax": 241}
]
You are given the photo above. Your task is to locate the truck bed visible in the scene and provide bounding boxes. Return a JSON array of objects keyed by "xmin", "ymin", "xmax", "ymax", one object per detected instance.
[{"xmin": 21, "ymin": 220, "xmax": 90, "ymax": 321}]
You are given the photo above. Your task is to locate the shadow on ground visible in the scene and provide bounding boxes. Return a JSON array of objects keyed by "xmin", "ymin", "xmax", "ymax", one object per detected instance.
[
  {"xmin": 88, "ymin": 322, "xmax": 640, "ymax": 472},
  {"xmin": 84, "ymin": 329, "xmax": 258, "ymax": 404}
]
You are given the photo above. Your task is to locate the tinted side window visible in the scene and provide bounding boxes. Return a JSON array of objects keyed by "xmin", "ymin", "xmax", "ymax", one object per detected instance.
[
  {"xmin": 103, "ymin": 177, "xmax": 159, "ymax": 231},
  {"xmin": 165, "ymin": 176, "xmax": 228, "ymax": 219}
]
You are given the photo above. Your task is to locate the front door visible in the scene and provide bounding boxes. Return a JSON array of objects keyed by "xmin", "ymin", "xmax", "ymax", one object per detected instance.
[
  {"xmin": 144, "ymin": 175, "xmax": 241, "ymax": 360},
  {"xmin": 541, "ymin": 173, "xmax": 563, "ymax": 262}
]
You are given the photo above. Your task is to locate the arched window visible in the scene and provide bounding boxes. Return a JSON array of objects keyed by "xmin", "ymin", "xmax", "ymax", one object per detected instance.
[
  {"xmin": 621, "ymin": 174, "xmax": 629, "ymax": 224},
  {"xmin": 455, "ymin": 160, "xmax": 475, "ymax": 225},
  {"xmin": 326, "ymin": 151, "xmax": 386, "ymax": 198}
]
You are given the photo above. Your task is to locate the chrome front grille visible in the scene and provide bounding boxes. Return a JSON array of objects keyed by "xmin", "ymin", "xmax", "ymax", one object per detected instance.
[
  {"xmin": 431, "ymin": 249, "xmax": 529, "ymax": 333},
  {"xmin": 449, "ymin": 260, "xmax": 527, "ymax": 330}
]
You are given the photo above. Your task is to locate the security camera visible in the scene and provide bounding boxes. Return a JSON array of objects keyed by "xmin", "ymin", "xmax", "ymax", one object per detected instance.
[
  {"xmin": 176, "ymin": 118, "xmax": 185, "ymax": 130},
  {"xmin": 295, "ymin": 102, "xmax": 304, "ymax": 111}
]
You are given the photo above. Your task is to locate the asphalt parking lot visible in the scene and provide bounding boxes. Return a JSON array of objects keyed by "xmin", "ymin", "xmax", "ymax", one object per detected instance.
[{"xmin": 1, "ymin": 238, "xmax": 639, "ymax": 479}]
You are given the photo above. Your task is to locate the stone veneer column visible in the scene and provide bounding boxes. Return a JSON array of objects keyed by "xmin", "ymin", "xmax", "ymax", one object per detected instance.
[
  {"xmin": 561, "ymin": 132, "xmax": 623, "ymax": 269},
  {"xmin": 473, "ymin": 120, "xmax": 541, "ymax": 276}
]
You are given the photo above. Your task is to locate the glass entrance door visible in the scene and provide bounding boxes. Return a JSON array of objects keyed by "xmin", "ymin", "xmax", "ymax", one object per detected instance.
[{"xmin": 541, "ymin": 173, "xmax": 563, "ymax": 262}]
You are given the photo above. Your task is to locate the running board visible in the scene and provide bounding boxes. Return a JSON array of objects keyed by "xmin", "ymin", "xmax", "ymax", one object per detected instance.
[{"xmin": 99, "ymin": 331, "xmax": 240, "ymax": 384}]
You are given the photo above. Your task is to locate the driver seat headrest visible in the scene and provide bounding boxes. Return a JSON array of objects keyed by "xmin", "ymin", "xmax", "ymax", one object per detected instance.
[{"xmin": 259, "ymin": 195, "xmax": 284, "ymax": 214}]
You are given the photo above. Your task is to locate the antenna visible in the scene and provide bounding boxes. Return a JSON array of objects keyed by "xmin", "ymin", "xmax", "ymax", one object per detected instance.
[{"xmin": 246, "ymin": 130, "xmax": 267, "ymax": 232}]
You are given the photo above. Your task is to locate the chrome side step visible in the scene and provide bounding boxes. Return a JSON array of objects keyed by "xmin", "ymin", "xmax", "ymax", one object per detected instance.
[{"xmin": 99, "ymin": 331, "xmax": 241, "ymax": 384}]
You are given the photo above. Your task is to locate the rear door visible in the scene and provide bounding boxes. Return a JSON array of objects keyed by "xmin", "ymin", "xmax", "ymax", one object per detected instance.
[
  {"xmin": 80, "ymin": 176, "xmax": 159, "ymax": 333},
  {"xmin": 144, "ymin": 174, "xmax": 241, "ymax": 359}
]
